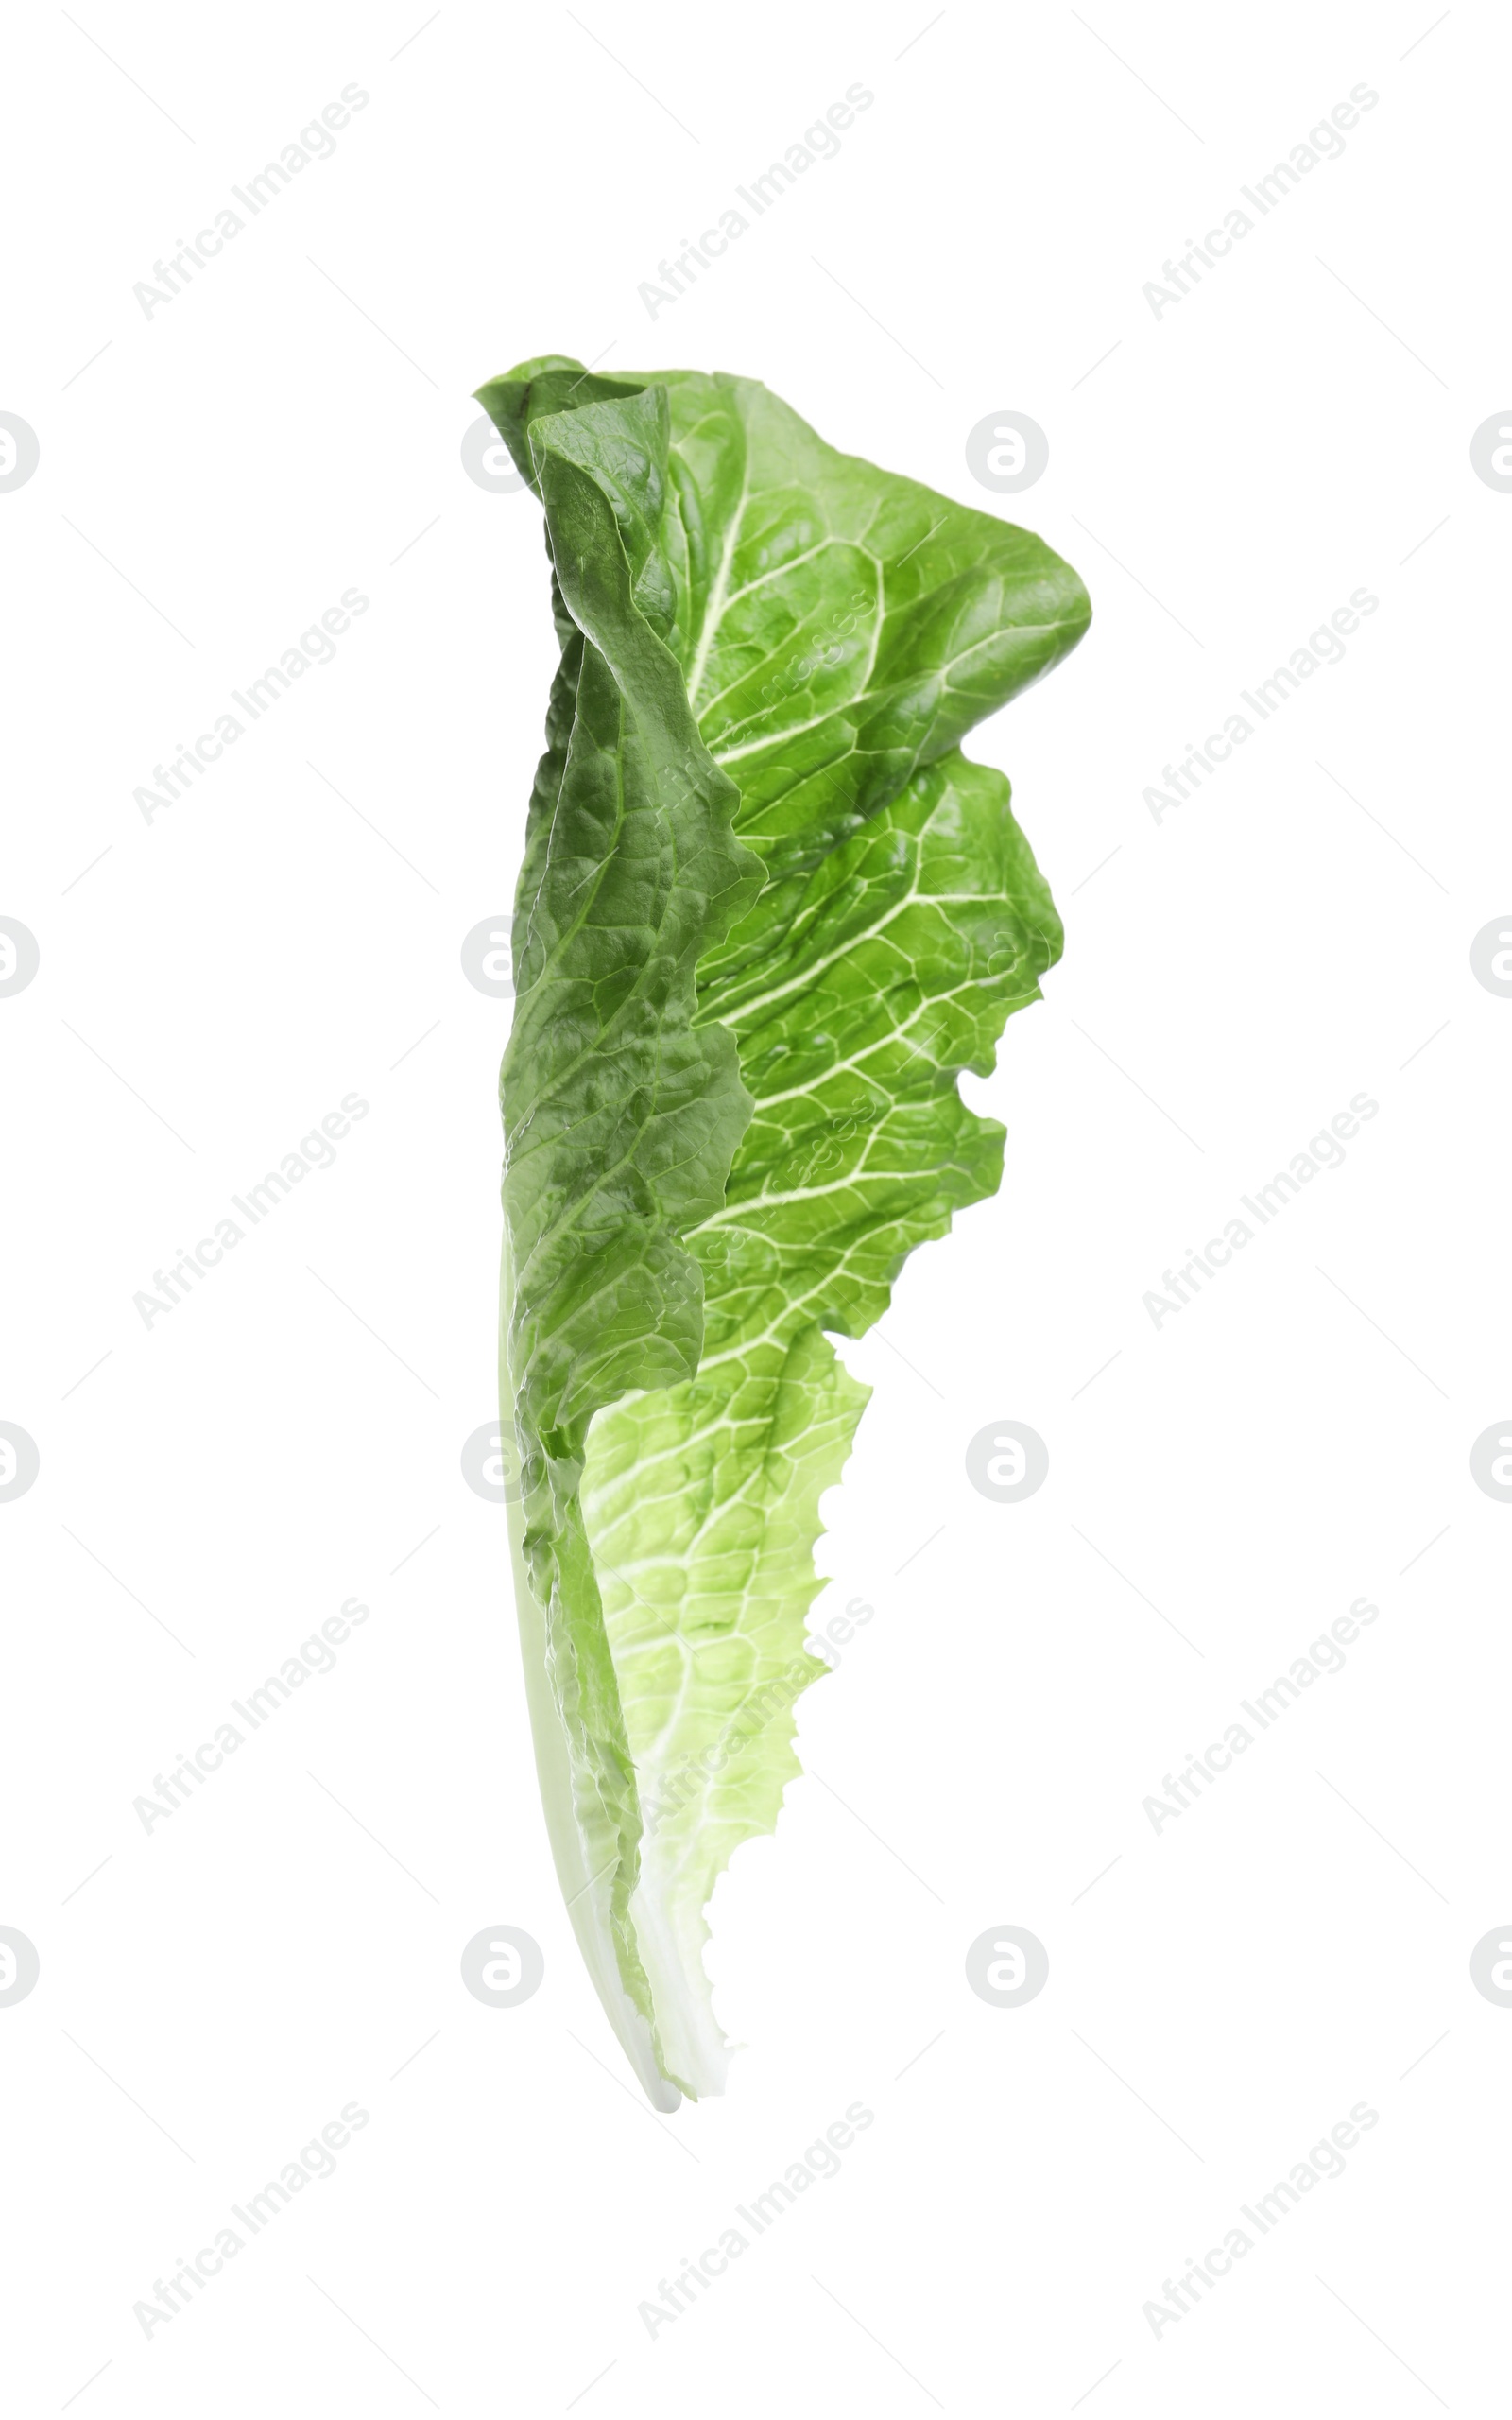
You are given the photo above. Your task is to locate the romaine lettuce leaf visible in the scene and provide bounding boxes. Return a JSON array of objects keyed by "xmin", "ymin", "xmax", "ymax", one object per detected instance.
[{"xmin": 478, "ymin": 355, "xmax": 1090, "ymax": 2106}]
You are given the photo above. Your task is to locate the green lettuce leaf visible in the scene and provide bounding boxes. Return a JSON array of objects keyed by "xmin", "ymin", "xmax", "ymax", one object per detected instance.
[{"xmin": 478, "ymin": 354, "xmax": 1090, "ymax": 2106}]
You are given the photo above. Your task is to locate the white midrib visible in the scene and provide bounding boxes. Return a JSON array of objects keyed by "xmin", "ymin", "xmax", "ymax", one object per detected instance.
[
  {"xmin": 684, "ymin": 471, "xmax": 750, "ymax": 713},
  {"xmin": 499, "ymin": 1230, "xmax": 681, "ymax": 2113}
]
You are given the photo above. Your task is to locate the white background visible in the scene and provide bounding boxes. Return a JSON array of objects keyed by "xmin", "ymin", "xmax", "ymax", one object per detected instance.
[{"xmin": 4, "ymin": 1, "xmax": 1508, "ymax": 2411}]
